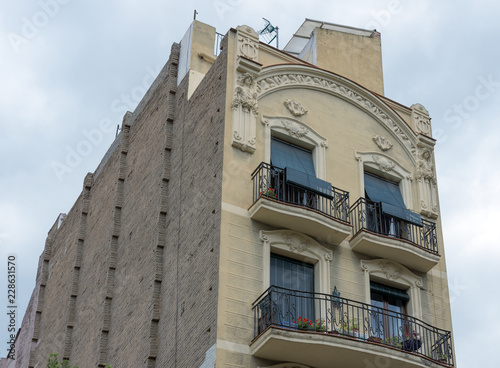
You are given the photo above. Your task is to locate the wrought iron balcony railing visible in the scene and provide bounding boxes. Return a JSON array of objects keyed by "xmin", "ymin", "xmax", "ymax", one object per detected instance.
[
  {"xmin": 215, "ymin": 32, "xmax": 224, "ymax": 56},
  {"xmin": 251, "ymin": 162, "xmax": 350, "ymax": 224},
  {"xmin": 253, "ymin": 286, "xmax": 454, "ymax": 366},
  {"xmin": 350, "ymin": 197, "xmax": 438, "ymax": 254}
]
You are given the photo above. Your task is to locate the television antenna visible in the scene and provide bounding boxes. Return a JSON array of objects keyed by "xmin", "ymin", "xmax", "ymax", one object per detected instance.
[{"xmin": 258, "ymin": 18, "xmax": 279, "ymax": 48}]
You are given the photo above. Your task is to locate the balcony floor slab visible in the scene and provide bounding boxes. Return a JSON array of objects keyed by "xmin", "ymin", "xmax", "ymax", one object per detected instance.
[
  {"xmin": 249, "ymin": 197, "xmax": 352, "ymax": 245},
  {"xmin": 251, "ymin": 327, "xmax": 444, "ymax": 368},
  {"xmin": 350, "ymin": 230, "xmax": 440, "ymax": 272}
]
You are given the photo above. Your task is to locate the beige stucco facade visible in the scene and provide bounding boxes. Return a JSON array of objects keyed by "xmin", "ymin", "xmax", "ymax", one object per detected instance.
[
  {"xmin": 216, "ymin": 20, "xmax": 454, "ymax": 367},
  {"xmin": 5, "ymin": 19, "xmax": 454, "ymax": 368}
]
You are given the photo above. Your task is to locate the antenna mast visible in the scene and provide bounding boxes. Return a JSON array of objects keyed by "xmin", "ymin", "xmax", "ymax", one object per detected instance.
[{"xmin": 258, "ymin": 18, "xmax": 279, "ymax": 48}]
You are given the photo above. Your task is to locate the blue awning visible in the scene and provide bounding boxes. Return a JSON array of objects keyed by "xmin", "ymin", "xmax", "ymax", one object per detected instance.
[
  {"xmin": 271, "ymin": 138, "xmax": 315, "ymax": 176},
  {"xmin": 286, "ymin": 167, "xmax": 333, "ymax": 199},
  {"xmin": 364, "ymin": 173, "xmax": 422, "ymax": 226},
  {"xmin": 271, "ymin": 138, "xmax": 333, "ymax": 199}
]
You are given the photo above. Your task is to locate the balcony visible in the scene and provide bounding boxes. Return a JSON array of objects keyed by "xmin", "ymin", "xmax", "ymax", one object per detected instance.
[
  {"xmin": 251, "ymin": 286, "xmax": 454, "ymax": 368},
  {"xmin": 249, "ymin": 162, "xmax": 352, "ymax": 244},
  {"xmin": 349, "ymin": 198, "xmax": 440, "ymax": 272}
]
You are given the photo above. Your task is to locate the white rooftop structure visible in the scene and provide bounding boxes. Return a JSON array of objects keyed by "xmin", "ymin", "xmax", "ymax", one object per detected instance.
[{"xmin": 283, "ymin": 18, "xmax": 378, "ymax": 57}]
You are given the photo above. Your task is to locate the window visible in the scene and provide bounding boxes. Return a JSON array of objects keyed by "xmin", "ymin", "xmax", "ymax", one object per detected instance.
[
  {"xmin": 270, "ymin": 253, "xmax": 314, "ymax": 292},
  {"xmin": 360, "ymin": 259, "xmax": 423, "ymax": 321},
  {"xmin": 270, "ymin": 137, "xmax": 332, "ymax": 209},
  {"xmin": 364, "ymin": 172, "xmax": 421, "ymax": 238},
  {"xmin": 370, "ymin": 282, "xmax": 409, "ymax": 343},
  {"xmin": 270, "ymin": 254, "xmax": 315, "ymax": 328},
  {"xmin": 258, "ymin": 230, "xmax": 333, "ymax": 332}
]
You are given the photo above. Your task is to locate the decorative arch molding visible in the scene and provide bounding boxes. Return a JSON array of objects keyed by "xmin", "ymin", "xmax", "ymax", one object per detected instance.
[
  {"xmin": 361, "ymin": 259, "xmax": 423, "ymax": 320},
  {"xmin": 261, "ymin": 115, "xmax": 328, "ymax": 179},
  {"xmin": 355, "ymin": 151, "xmax": 414, "ymax": 212},
  {"xmin": 259, "ymin": 364, "xmax": 312, "ymax": 368},
  {"xmin": 256, "ymin": 64, "xmax": 418, "ymax": 160},
  {"xmin": 260, "ymin": 229, "xmax": 332, "ymax": 295}
]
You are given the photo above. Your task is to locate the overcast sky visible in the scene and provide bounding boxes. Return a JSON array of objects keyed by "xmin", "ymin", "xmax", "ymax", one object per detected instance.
[{"xmin": 1, "ymin": 0, "xmax": 499, "ymax": 366}]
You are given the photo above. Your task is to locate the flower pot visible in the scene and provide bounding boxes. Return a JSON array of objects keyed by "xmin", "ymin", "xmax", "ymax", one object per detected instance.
[
  {"xmin": 368, "ymin": 336, "xmax": 382, "ymax": 343},
  {"xmin": 402, "ymin": 339, "xmax": 422, "ymax": 352}
]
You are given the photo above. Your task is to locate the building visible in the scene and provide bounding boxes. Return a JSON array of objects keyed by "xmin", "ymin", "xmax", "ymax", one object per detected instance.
[{"xmin": 4, "ymin": 18, "xmax": 455, "ymax": 368}]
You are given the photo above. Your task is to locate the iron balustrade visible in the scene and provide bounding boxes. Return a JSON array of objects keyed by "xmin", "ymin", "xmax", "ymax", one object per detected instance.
[
  {"xmin": 350, "ymin": 197, "xmax": 438, "ymax": 254},
  {"xmin": 253, "ymin": 286, "xmax": 454, "ymax": 366},
  {"xmin": 251, "ymin": 162, "xmax": 350, "ymax": 224},
  {"xmin": 215, "ymin": 32, "xmax": 224, "ymax": 56}
]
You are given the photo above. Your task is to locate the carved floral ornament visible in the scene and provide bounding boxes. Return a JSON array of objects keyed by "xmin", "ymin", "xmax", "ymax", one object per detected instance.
[
  {"xmin": 372, "ymin": 155, "xmax": 396, "ymax": 172},
  {"xmin": 282, "ymin": 120, "xmax": 309, "ymax": 138},
  {"xmin": 283, "ymin": 99, "xmax": 308, "ymax": 117},
  {"xmin": 261, "ymin": 115, "xmax": 328, "ymax": 149},
  {"xmin": 281, "ymin": 232, "xmax": 309, "ymax": 254},
  {"xmin": 255, "ymin": 69, "xmax": 418, "ymax": 160},
  {"xmin": 378, "ymin": 261, "xmax": 403, "ymax": 280},
  {"xmin": 361, "ymin": 259, "xmax": 423, "ymax": 289},
  {"xmin": 373, "ymin": 135, "xmax": 393, "ymax": 151}
]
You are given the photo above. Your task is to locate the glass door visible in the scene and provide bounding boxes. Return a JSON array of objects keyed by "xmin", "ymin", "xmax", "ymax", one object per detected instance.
[{"xmin": 270, "ymin": 254, "xmax": 314, "ymax": 329}]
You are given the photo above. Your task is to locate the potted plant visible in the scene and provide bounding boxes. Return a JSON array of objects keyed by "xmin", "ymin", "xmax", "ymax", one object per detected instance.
[
  {"xmin": 402, "ymin": 331, "xmax": 422, "ymax": 352},
  {"xmin": 368, "ymin": 336, "xmax": 382, "ymax": 343},
  {"xmin": 313, "ymin": 318, "xmax": 327, "ymax": 332},
  {"xmin": 341, "ymin": 318, "xmax": 359, "ymax": 337},
  {"xmin": 260, "ymin": 187, "xmax": 277, "ymax": 199},
  {"xmin": 382, "ymin": 336, "xmax": 402, "ymax": 348},
  {"xmin": 439, "ymin": 353, "xmax": 448, "ymax": 363},
  {"xmin": 295, "ymin": 316, "xmax": 313, "ymax": 330}
]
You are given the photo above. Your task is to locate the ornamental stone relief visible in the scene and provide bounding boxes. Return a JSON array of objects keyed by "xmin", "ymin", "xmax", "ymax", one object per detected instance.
[
  {"xmin": 411, "ymin": 103, "xmax": 432, "ymax": 136},
  {"xmin": 236, "ymin": 25, "xmax": 259, "ymax": 61},
  {"xmin": 231, "ymin": 26, "xmax": 261, "ymax": 153},
  {"xmin": 256, "ymin": 72, "xmax": 417, "ymax": 158},
  {"xmin": 378, "ymin": 261, "xmax": 403, "ymax": 280},
  {"xmin": 373, "ymin": 135, "xmax": 393, "ymax": 151},
  {"xmin": 372, "ymin": 155, "xmax": 396, "ymax": 172},
  {"xmin": 231, "ymin": 71, "xmax": 259, "ymax": 153},
  {"xmin": 232, "ymin": 73, "xmax": 258, "ymax": 115},
  {"xmin": 284, "ymin": 99, "xmax": 308, "ymax": 117},
  {"xmin": 417, "ymin": 147, "xmax": 439, "ymax": 218},
  {"xmin": 281, "ymin": 232, "xmax": 309, "ymax": 254},
  {"xmin": 238, "ymin": 35, "xmax": 259, "ymax": 60},
  {"xmin": 282, "ymin": 120, "xmax": 309, "ymax": 138}
]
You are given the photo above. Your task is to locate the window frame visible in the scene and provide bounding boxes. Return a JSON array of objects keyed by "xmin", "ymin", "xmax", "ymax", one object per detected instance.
[
  {"xmin": 261, "ymin": 115, "xmax": 328, "ymax": 180},
  {"xmin": 360, "ymin": 259, "xmax": 423, "ymax": 320},
  {"xmin": 355, "ymin": 151, "xmax": 414, "ymax": 212},
  {"xmin": 260, "ymin": 229, "xmax": 332, "ymax": 295}
]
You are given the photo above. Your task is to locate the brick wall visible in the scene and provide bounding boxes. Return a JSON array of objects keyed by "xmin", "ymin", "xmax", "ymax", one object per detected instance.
[
  {"xmin": 13, "ymin": 36, "xmax": 227, "ymax": 367},
  {"xmin": 155, "ymin": 37, "xmax": 228, "ymax": 368}
]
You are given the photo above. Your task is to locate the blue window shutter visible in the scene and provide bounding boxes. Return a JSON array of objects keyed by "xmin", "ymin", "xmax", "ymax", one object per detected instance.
[
  {"xmin": 271, "ymin": 138, "xmax": 333, "ymax": 199},
  {"xmin": 365, "ymin": 173, "xmax": 422, "ymax": 226},
  {"xmin": 370, "ymin": 282, "xmax": 410, "ymax": 302},
  {"xmin": 271, "ymin": 138, "xmax": 315, "ymax": 175}
]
